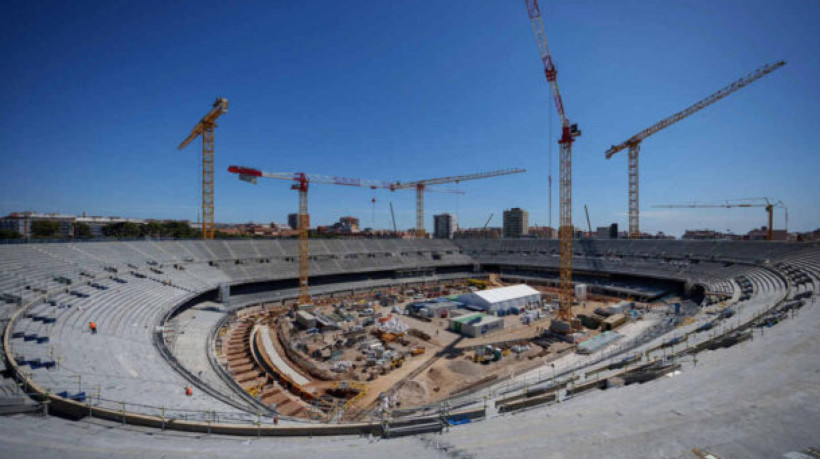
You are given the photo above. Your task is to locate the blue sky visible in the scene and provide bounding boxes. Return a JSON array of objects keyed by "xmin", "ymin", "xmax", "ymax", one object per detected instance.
[{"xmin": 1, "ymin": 1, "xmax": 818, "ymax": 236}]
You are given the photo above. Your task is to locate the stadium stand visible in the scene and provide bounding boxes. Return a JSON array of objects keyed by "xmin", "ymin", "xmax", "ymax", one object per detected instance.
[{"xmin": 1, "ymin": 238, "xmax": 818, "ymax": 437}]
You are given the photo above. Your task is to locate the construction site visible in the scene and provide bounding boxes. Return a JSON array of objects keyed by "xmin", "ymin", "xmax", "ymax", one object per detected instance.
[{"xmin": 1, "ymin": 1, "xmax": 819, "ymax": 458}]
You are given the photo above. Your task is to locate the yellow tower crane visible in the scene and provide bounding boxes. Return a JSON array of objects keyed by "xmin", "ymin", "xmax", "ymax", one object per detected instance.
[
  {"xmin": 178, "ymin": 97, "xmax": 229, "ymax": 240},
  {"xmin": 653, "ymin": 198, "xmax": 787, "ymax": 241},
  {"xmin": 387, "ymin": 169, "xmax": 526, "ymax": 238},
  {"xmin": 606, "ymin": 61, "xmax": 785, "ymax": 239}
]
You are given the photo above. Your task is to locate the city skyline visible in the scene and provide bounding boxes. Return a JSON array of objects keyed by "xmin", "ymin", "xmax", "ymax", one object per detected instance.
[{"xmin": 1, "ymin": 2, "xmax": 819, "ymax": 237}]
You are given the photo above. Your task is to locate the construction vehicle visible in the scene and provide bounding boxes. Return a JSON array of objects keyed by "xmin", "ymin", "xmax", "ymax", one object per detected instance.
[
  {"xmin": 653, "ymin": 198, "xmax": 787, "ymax": 241},
  {"xmin": 178, "ymin": 97, "xmax": 229, "ymax": 240},
  {"xmin": 410, "ymin": 347, "xmax": 426, "ymax": 356},
  {"xmin": 467, "ymin": 279, "xmax": 489, "ymax": 289},
  {"xmin": 524, "ymin": 0, "xmax": 580, "ymax": 324},
  {"xmin": 378, "ymin": 332, "xmax": 398, "ymax": 343},
  {"xmin": 605, "ymin": 61, "xmax": 786, "ymax": 238}
]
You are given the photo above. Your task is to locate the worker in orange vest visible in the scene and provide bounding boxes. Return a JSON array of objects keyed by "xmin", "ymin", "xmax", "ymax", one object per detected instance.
[
  {"xmin": 185, "ymin": 385, "xmax": 192, "ymax": 397},
  {"xmin": 89, "ymin": 321, "xmax": 97, "ymax": 334}
]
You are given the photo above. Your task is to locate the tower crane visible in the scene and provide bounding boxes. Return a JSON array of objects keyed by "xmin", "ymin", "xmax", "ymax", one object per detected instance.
[
  {"xmin": 653, "ymin": 198, "xmax": 787, "ymax": 241},
  {"xmin": 178, "ymin": 97, "xmax": 229, "ymax": 240},
  {"xmin": 388, "ymin": 169, "xmax": 526, "ymax": 238},
  {"xmin": 227, "ymin": 166, "xmax": 464, "ymax": 305},
  {"xmin": 605, "ymin": 61, "xmax": 785, "ymax": 239},
  {"xmin": 389, "ymin": 202, "xmax": 398, "ymax": 234},
  {"xmin": 525, "ymin": 0, "xmax": 580, "ymax": 323},
  {"xmin": 483, "ymin": 213, "xmax": 494, "ymax": 230}
]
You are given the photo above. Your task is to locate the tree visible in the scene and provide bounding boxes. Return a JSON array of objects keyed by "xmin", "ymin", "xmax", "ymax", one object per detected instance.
[
  {"xmin": 31, "ymin": 220, "xmax": 61, "ymax": 239},
  {"xmin": 142, "ymin": 222, "xmax": 163, "ymax": 238},
  {"xmin": 74, "ymin": 222, "xmax": 93, "ymax": 239},
  {"xmin": 0, "ymin": 229, "xmax": 22, "ymax": 240},
  {"xmin": 101, "ymin": 222, "xmax": 142, "ymax": 239},
  {"xmin": 162, "ymin": 221, "xmax": 198, "ymax": 239}
]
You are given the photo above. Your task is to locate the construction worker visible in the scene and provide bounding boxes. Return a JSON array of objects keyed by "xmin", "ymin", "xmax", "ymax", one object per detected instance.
[
  {"xmin": 273, "ymin": 414, "xmax": 279, "ymax": 425},
  {"xmin": 185, "ymin": 385, "xmax": 192, "ymax": 397},
  {"xmin": 89, "ymin": 321, "xmax": 97, "ymax": 334}
]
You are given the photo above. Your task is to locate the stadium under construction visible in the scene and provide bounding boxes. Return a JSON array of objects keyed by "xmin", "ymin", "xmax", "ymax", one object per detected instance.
[{"xmin": 2, "ymin": 1, "xmax": 819, "ymax": 458}]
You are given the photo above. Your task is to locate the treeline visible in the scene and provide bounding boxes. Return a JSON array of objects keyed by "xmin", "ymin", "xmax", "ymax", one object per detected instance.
[
  {"xmin": 101, "ymin": 221, "xmax": 200, "ymax": 239},
  {"xmin": 0, "ymin": 220, "xmax": 208, "ymax": 240}
]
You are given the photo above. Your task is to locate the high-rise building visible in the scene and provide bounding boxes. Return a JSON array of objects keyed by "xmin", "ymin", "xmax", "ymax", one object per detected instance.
[
  {"xmin": 433, "ymin": 213, "xmax": 457, "ymax": 239},
  {"xmin": 337, "ymin": 216, "xmax": 360, "ymax": 233},
  {"xmin": 594, "ymin": 223, "xmax": 619, "ymax": 239},
  {"xmin": 502, "ymin": 208, "xmax": 529, "ymax": 238},
  {"xmin": 287, "ymin": 213, "xmax": 299, "ymax": 230}
]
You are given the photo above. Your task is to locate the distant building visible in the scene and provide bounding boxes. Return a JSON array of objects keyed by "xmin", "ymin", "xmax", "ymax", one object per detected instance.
[
  {"xmin": 528, "ymin": 226, "xmax": 556, "ymax": 239},
  {"xmin": 682, "ymin": 229, "xmax": 737, "ymax": 240},
  {"xmin": 454, "ymin": 227, "xmax": 501, "ymax": 239},
  {"xmin": 503, "ymin": 208, "xmax": 529, "ymax": 238},
  {"xmin": 433, "ymin": 213, "xmax": 457, "ymax": 239},
  {"xmin": 682, "ymin": 229, "xmax": 720, "ymax": 240},
  {"xmin": 0, "ymin": 212, "xmax": 147, "ymax": 239},
  {"xmin": 337, "ymin": 216, "xmax": 359, "ymax": 233},
  {"xmin": 746, "ymin": 226, "xmax": 788, "ymax": 241},
  {"xmin": 793, "ymin": 228, "xmax": 820, "ymax": 242},
  {"xmin": 595, "ymin": 223, "xmax": 619, "ymax": 239},
  {"xmin": 287, "ymin": 213, "xmax": 299, "ymax": 231},
  {"xmin": 0, "ymin": 212, "xmax": 75, "ymax": 239}
]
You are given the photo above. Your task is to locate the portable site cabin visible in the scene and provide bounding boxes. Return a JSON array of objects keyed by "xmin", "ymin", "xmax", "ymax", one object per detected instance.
[
  {"xmin": 295, "ymin": 311, "xmax": 317, "ymax": 329},
  {"xmin": 449, "ymin": 313, "xmax": 504, "ymax": 338},
  {"xmin": 457, "ymin": 284, "xmax": 541, "ymax": 314},
  {"xmin": 601, "ymin": 313, "xmax": 627, "ymax": 331}
]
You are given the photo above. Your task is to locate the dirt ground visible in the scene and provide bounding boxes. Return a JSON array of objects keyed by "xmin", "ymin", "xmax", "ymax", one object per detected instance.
[{"xmin": 266, "ymin": 280, "xmax": 634, "ymax": 414}]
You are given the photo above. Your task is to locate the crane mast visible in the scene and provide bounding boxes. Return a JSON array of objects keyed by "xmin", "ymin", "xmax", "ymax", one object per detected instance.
[
  {"xmin": 389, "ymin": 202, "xmax": 398, "ymax": 233},
  {"xmin": 178, "ymin": 97, "xmax": 229, "ymax": 240},
  {"xmin": 606, "ymin": 61, "xmax": 785, "ymax": 239},
  {"xmin": 525, "ymin": 0, "xmax": 580, "ymax": 323}
]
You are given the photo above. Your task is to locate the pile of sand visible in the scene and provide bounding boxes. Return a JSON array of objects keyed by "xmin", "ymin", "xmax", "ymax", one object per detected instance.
[
  {"xmin": 446, "ymin": 359, "xmax": 484, "ymax": 377},
  {"xmin": 427, "ymin": 367, "xmax": 447, "ymax": 386},
  {"xmin": 396, "ymin": 380, "xmax": 427, "ymax": 406}
]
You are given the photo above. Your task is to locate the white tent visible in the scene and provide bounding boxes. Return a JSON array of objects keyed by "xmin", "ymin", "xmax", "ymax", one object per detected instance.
[{"xmin": 457, "ymin": 284, "xmax": 541, "ymax": 313}]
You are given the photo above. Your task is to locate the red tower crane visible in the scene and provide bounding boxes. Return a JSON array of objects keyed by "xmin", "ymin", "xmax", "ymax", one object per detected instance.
[
  {"xmin": 228, "ymin": 166, "xmax": 464, "ymax": 305},
  {"xmin": 525, "ymin": 0, "xmax": 580, "ymax": 324}
]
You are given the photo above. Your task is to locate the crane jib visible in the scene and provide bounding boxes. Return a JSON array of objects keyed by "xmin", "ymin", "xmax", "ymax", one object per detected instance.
[{"xmin": 605, "ymin": 60, "xmax": 785, "ymax": 159}]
